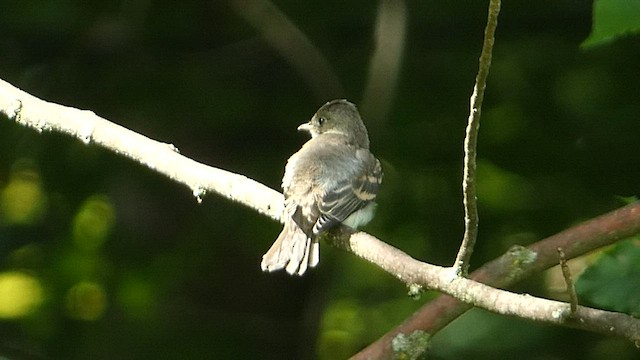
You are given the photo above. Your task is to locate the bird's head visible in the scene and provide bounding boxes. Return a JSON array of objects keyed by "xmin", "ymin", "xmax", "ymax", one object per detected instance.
[{"xmin": 298, "ymin": 99, "xmax": 370, "ymax": 148}]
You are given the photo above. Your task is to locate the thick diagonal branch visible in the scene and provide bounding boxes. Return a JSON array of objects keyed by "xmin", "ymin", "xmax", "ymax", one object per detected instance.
[{"xmin": 353, "ymin": 201, "xmax": 640, "ymax": 359}]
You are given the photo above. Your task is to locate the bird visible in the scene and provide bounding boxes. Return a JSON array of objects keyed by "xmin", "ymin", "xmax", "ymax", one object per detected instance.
[{"xmin": 261, "ymin": 99, "xmax": 383, "ymax": 275}]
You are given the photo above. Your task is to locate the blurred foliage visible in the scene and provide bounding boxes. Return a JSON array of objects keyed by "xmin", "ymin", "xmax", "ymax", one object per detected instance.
[
  {"xmin": 0, "ymin": 0, "xmax": 639, "ymax": 359},
  {"xmin": 0, "ymin": 271, "xmax": 43, "ymax": 319},
  {"xmin": 0, "ymin": 160, "xmax": 47, "ymax": 226}
]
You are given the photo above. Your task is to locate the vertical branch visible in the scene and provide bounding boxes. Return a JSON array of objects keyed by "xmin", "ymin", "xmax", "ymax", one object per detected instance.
[
  {"xmin": 361, "ymin": 0, "xmax": 407, "ymax": 127},
  {"xmin": 558, "ymin": 248, "xmax": 579, "ymax": 314},
  {"xmin": 453, "ymin": 0, "xmax": 501, "ymax": 276}
]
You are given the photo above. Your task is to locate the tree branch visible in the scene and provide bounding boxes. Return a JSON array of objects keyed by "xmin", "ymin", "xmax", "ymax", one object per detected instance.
[
  {"xmin": 454, "ymin": 0, "xmax": 501, "ymax": 276},
  {"xmin": 353, "ymin": 201, "xmax": 640, "ymax": 359},
  {"xmin": 229, "ymin": 0, "xmax": 344, "ymax": 100},
  {"xmin": 2, "ymin": 77, "xmax": 640, "ymax": 357},
  {"xmin": 558, "ymin": 247, "xmax": 578, "ymax": 314},
  {"xmin": 329, "ymin": 231, "xmax": 640, "ymax": 344},
  {"xmin": 360, "ymin": 0, "xmax": 407, "ymax": 126},
  {"xmin": 0, "ymin": 78, "xmax": 285, "ymax": 222}
]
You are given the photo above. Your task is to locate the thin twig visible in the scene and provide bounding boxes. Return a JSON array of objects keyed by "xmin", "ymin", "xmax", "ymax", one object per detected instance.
[
  {"xmin": 454, "ymin": 0, "xmax": 501, "ymax": 276},
  {"xmin": 558, "ymin": 247, "xmax": 579, "ymax": 314}
]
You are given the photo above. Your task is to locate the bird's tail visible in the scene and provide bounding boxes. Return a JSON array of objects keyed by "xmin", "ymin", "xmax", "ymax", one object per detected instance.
[{"xmin": 261, "ymin": 220, "xmax": 319, "ymax": 276}]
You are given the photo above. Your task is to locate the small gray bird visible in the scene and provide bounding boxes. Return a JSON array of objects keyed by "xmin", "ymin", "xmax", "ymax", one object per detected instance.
[{"xmin": 261, "ymin": 99, "xmax": 383, "ymax": 275}]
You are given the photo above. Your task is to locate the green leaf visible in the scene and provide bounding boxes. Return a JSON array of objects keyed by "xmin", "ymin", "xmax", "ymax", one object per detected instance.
[
  {"xmin": 582, "ymin": 0, "xmax": 640, "ymax": 47},
  {"xmin": 575, "ymin": 238, "xmax": 640, "ymax": 316}
]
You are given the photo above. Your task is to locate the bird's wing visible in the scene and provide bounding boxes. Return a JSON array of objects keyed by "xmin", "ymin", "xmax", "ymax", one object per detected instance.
[{"xmin": 314, "ymin": 152, "xmax": 382, "ymax": 234}]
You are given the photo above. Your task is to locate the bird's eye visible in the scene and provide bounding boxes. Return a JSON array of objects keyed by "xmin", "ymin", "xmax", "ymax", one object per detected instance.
[{"xmin": 318, "ymin": 117, "xmax": 326, "ymax": 126}]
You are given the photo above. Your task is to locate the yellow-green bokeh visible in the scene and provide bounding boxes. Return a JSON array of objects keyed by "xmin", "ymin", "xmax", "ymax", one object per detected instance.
[
  {"xmin": 72, "ymin": 195, "xmax": 115, "ymax": 252},
  {"xmin": 316, "ymin": 300, "xmax": 366, "ymax": 360},
  {"xmin": 116, "ymin": 275, "xmax": 158, "ymax": 321},
  {"xmin": 0, "ymin": 159, "xmax": 46, "ymax": 225},
  {"xmin": 0, "ymin": 271, "xmax": 44, "ymax": 319},
  {"xmin": 65, "ymin": 281, "xmax": 107, "ymax": 321}
]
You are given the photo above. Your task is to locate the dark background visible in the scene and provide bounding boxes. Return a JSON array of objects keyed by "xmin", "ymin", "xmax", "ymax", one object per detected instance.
[{"xmin": 1, "ymin": 1, "xmax": 639, "ymax": 359}]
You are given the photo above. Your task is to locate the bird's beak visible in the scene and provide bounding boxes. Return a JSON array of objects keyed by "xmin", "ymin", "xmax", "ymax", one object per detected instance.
[{"xmin": 297, "ymin": 122, "xmax": 313, "ymax": 133}]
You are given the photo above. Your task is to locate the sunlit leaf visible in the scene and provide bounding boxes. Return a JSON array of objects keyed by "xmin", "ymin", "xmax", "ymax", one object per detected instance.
[{"xmin": 582, "ymin": 0, "xmax": 640, "ymax": 47}]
